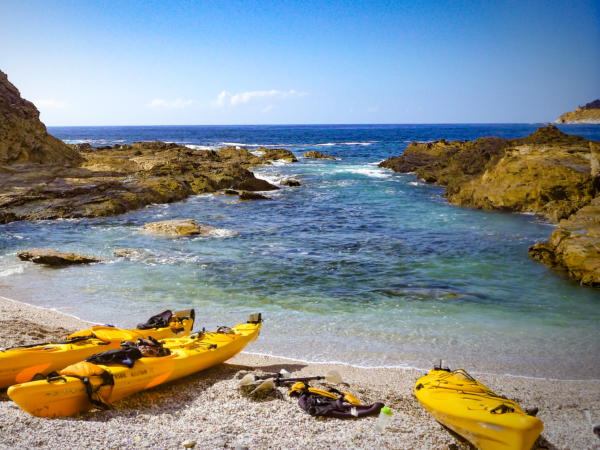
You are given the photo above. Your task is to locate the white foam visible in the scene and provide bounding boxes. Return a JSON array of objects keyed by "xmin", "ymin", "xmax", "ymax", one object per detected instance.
[
  {"xmin": 0, "ymin": 266, "xmax": 24, "ymax": 277},
  {"xmin": 333, "ymin": 167, "xmax": 391, "ymax": 179},
  {"xmin": 207, "ymin": 228, "xmax": 241, "ymax": 238}
]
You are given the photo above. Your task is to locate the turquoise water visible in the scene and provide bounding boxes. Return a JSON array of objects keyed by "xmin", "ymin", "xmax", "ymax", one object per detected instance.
[{"xmin": 1, "ymin": 124, "xmax": 599, "ymax": 379}]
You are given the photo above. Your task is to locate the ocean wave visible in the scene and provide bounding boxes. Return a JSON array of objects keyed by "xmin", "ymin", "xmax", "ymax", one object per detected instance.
[
  {"xmin": 0, "ymin": 266, "xmax": 24, "ymax": 277},
  {"xmin": 332, "ymin": 167, "xmax": 391, "ymax": 179}
]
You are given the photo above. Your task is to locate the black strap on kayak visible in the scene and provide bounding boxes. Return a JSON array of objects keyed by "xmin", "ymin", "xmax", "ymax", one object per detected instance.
[
  {"xmin": 136, "ymin": 310, "xmax": 173, "ymax": 330},
  {"xmin": 490, "ymin": 404, "xmax": 515, "ymax": 414},
  {"xmin": 3, "ymin": 335, "xmax": 95, "ymax": 351},
  {"xmin": 36, "ymin": 371, "xmax": 115, "ymax": 410}
]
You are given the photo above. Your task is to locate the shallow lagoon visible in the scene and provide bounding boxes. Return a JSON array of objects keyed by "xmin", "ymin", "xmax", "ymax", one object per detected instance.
[{"xmin": 1, "ymin": 124, "xmax": 599, "ymax": 379}]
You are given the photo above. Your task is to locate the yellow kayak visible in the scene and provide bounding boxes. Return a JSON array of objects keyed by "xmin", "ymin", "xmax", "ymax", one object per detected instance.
[
  {"xmin": 414, "ymin": 367, "xmax": 543, "ymax": 450},
  {"xmin": 8, "ymin": 313, "xmax": 262, "ymax": 418},
  {"xmin": 0, "ymin": 309, "xmax": 195, "ymax": 389}
]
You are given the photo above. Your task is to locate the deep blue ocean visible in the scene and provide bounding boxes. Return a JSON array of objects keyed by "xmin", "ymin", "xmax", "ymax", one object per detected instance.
[{"xmin": 1, "ymin": 124, "xmax": 599, "ymax": 379}]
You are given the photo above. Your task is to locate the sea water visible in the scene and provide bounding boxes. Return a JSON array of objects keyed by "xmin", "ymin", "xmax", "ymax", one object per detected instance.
[{"xmin": 1, "ymin": 124, "xmax": 599, "ymax": 380}]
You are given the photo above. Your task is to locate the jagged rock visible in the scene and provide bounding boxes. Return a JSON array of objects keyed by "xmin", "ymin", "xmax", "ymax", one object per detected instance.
[
  {"xmin": 380, "ymin": 126, "xmax": 598, "ymax": 222},
  {"xmin": 0, "ymin": 70, "xmax": 83, "ymax": 165},
  {"xmin": 224, "ymin": 189, "xmax": 239, "ymax": 196},
  {"xmin": 258, "ymin": 148, "xmax": 298, "ymax": 162},
  {"xmin": 280, "ymin": 178, "xmax": 301, "ymax": 186},
  {"xmin": 17, "ymin": 248, "xmax": 108, "ymax": 266},
  {"xmin": 142, "ymin": 219, "xmax": 216, "ymax": 236},
  {"xmin": 303, "ymin": 151, "xmax": 336, "ymax": 160},
  {"xmin": 555, "ymin": 100, "xmax": 600, "ymax": 124},
  {"xmin": 238, "ymin": 178, "xmax": 279, "ymax": 191},
  {"xmin": 530, "ymin": 197, "xmax": 600, "ymax": 286},
  {"xmin": 239, "ymin": 191, "xmax": 271, "ymax": 200}
]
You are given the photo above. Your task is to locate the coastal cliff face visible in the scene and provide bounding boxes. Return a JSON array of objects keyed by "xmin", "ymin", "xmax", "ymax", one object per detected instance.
[
  {"xmin": 0, "ymin": 70, "xmax": 83, "ymax": 165},
  {"xmin": 379, "ymin": 126, "xmax": 600, "ymax": 286},
  {"xmin": 555, "ymin": 100, "xmax": 600, "ymax": 125}
]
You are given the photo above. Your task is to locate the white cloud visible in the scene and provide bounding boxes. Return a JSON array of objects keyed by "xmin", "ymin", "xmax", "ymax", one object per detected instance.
[
  {"xmin": 147, "ymin": 99, "xmax": 194, "ymax": 108},
  {"xmin": 262, "ymin": 105, "xmax": 275, "ymax": 113},
  {"xmin": 34, "ymin": 99, "xmax": 66, "ymax": 109},
  {"xmin": 211, "ymin": 89, "xmax": 307, "ymax": 108}
]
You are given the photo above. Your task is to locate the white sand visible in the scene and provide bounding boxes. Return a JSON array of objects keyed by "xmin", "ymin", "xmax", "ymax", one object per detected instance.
[{"xmin": 0, "ymin": 296, "xmax": 599, "ymax": 450}]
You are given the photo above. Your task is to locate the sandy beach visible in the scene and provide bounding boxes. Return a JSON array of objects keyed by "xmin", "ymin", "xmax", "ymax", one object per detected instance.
[{"xmin": 1, "ymin": 296, "xmax": 599, "ymax": 450}]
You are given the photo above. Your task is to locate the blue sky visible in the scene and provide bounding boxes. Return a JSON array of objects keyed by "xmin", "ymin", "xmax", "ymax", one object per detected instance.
[{"xmin": 1, "ymin": 0, "xmax": 599, "ymax": 125}]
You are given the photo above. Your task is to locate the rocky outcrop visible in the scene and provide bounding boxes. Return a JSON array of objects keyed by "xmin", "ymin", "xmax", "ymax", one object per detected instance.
[
  {"xmin": 17, "ymin": 248, "xmax": 107, "ymax": 265},
  {"xmin": 143, "ymin": 219, "xmax": 217, "ymax": 236},
  {"xmin": 239, "ymin": 191, "xmax": 271, "ymax": 200},
  {"xmin": 555, "ymin": 100, "xmax": 600, "ymax": 125},
  {"xmin": 0, "ymin": 140, "xmax": 280, "ymax": 224},
  {"xmin": 529, "ymin": 197, "xmax": 600, "ymax": 286},
  {"xmin": 303, "ymin": 151, "xmax": 336, "ymax": 160},
  {"xmin": 379, "ymin": 126, "xmax": 598, "ymax": 222},
  {"xmin": 380, "ymin": 126, "xmax": 600, "ymax": 286},
  {"xmin": 280, "ymin": 178, "xmax": 301, "ymax": 186},
  {"xmin": 258, "ymin": 148, "xmax": 297, "ymax": 163},
  {"xmin": 0, "ymin": 70, "xmax": 83, "ymax": 165}
]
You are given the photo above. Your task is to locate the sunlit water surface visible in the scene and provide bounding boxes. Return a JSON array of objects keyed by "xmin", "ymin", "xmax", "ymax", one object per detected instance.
[{"xmin": 1, "ymin": 124, "xmax": 599, "ymax": 379}]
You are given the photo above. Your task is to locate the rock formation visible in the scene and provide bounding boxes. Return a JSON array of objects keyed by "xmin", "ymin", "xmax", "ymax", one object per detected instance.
[
  {"xmin": 303, "ymin": 151, "xmax": 336, "ymax": 160},
  {"xmin": 555, "ymin": 100, "xmax": 600, "ymax": 124},
  {"xmin": 379, "ymin": 126, "xmax": 597, "ymax": 222},
  {"xmin": 239, "ymin": 191, "xmax": 271, "ymax": 200},
  {"xmin": 280, "ymin": 178, "xmax": 301, "ymax": 186},
  {"xmin": 258, "ymin": 148, "xmax": 297, "ymax": 162},
  {"xmin": 379, "ymin": 126, "xmax": 600, "ymax": 286},
  {"xmin": 0, "ymin": 140, "xmax": 280, "ymax": 224},
  {"xmin": 0, "ymin": 70, "xmax": 83, "ymax": 165},
  {"xmin": 17, "ymin": 249, "xmax": 107, "ymax": 265},
  {"xmin": 143, "ymin": 219, "xmax": 219, "ymax": 237}
]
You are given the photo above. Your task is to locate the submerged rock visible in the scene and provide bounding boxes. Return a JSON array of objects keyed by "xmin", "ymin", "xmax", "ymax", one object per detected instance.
[
  {"xmin": 239, "ymin": 191, "xmax": 271, "ymax": 200},
  {"xmin": 303, "ymin": 151, "xmax": 336, "ymax": 160},
  {"xmin": 143, "ymin": 219, "xmax": 217, "ymax": 236},
  {"xmin": 113, "ymin": 248, "xmax": 142, "ymax": 258},
  {"xmin": 280, "ymin": 178, "xmax": 301, "ymax": 186},
  {"xmin": 17, "ymin": 248, "xmax": 108, "ymax": 266}
]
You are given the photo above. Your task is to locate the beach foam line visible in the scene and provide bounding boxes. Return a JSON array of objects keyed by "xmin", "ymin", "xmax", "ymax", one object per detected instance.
[
  {"xmin": 239, "ymin": 351, "xmax": 600, "ymax": 382},
  {"xmin": 2, "ymin": 294, "xmax": 598, "ymax": 382},
  {"xmin": 0, "ymin": 295, "xmax": 97, "ymax": 325}
]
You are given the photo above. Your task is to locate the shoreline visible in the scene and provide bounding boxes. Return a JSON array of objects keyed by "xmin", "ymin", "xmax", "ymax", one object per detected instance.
[
  {"xmin": 1, "ymin": 296, "xmax": 599, "ymax": 449},
  {"xmin": 3, "ymin": 294, "xmax": 597, "ymax": 383}
]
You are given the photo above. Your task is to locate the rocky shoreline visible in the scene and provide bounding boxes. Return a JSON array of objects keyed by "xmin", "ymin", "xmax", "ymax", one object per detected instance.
[
  {"xmin": 555, "ymin": 100, "xmax": 600, "ymax": 125},
  {"xmin": 1, "ymin": 296, "xmax": 598, "ymax": 450},
  {"xmin": 379, "ymin": 126, "xmax": 600, "ymax": 286}
]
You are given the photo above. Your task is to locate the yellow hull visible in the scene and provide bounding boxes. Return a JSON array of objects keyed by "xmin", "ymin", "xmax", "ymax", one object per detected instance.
[
  {"xmin": 414, "ymin": 369, "xmax": 543, "ymax": 450},
  {"xmin": 0, "ymin": 310, "xmax": 194, "ymax": 389},
  {"xmin": 8, "ymin": 318, "xmax": 261, "ymax": 418}
]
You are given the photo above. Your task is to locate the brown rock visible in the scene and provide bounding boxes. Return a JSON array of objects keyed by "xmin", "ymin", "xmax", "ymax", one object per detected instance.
[
  {"xmin": 17, "ymin": 248, "xmax": 108, "ymax": 265},
  {"xmin": 238, "ymin": 178, "xmax": 279, "ymax": 191},
  {"xmin": 530, "ymin": 197, "xmax": 600, "ymax": 286},
  {"xmin": 142, "ymin": 219, "xmax": 216, "ymax": 236},
  {"xmin": 280, "ymin": 178, "xmax": 301, "ymax": 186},
  {"xmin": 239, "ymin": 191, "xmax": 271, "ymax": 200},
  {"xmin": 114, "ymin": 248, "xmax": 142, "ymax": 258},
  {"xmin": 0, "ymin": 70, "xmax": 83, "ymax": 165},
  {"xmin": 303, "ymin": 151, "xmax": 336, "ymax": 160},
  {"xmin": 258, "ymin": 148, "xmax": 297, "ymax": 163},
  {"xmin": 555, "ymin": 100, "xmax": 600, "ymax": 124},
  {"xmin": 379, "ymin": 126, "xmax": 597, "ymax": 222}
]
